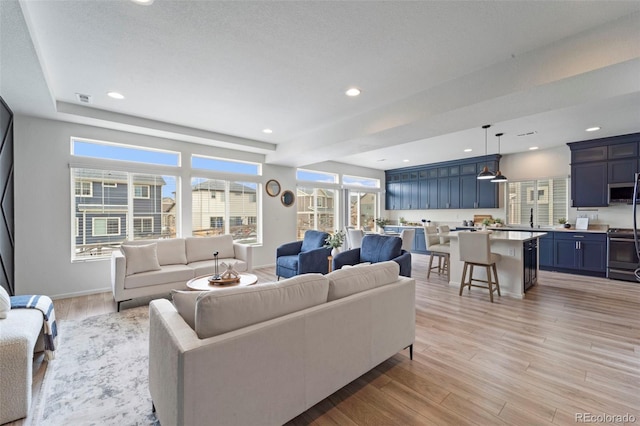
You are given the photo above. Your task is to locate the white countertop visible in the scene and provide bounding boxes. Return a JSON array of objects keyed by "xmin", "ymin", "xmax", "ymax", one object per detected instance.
[{"xmin": 446, "ymin": 230, "xmax": 547, "ymax": 242}]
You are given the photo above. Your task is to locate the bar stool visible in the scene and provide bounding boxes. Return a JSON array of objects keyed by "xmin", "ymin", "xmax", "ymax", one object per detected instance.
[
  {"xmin": 438, "ymin": 225, "xmax": 450, "ymax": 244},
  {"xmin": 400, "ymin": 228, "xmax": 416, "ymax": 252},
  {"xmin": 458, "ymin": 231, "xmax": 501, "ymax": 302},
  {"xmin": 424, "ymin": 225, "xmax": 449, "ymax": 281}
]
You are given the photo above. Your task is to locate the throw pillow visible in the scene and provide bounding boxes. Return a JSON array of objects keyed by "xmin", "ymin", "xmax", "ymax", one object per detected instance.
[
  {"xmin": 172, "ymin": 289, "xmax": 206, "ymax": 330},
  {"xmin": 120, "ymin": 243, "xmax": 162, "ymax": 276},
  {"xmin": 0, "ymin": 286, "xmax": 10, "ymax": 319}
]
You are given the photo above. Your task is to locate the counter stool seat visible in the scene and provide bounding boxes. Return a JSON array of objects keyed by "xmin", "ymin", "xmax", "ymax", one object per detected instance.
[{"xmin": 458, "ymin": 231, "xmax": 501, "ymax": 302}]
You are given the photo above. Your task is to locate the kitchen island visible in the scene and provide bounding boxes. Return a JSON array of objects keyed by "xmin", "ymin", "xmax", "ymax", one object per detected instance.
[{"xmin": 447, "ymin": 230, "xmax": 547, "ymax": 298}]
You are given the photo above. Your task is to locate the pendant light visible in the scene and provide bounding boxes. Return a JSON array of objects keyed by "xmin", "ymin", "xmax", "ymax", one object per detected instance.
[
  {"xmin": 491, "ymin": 132, "xmax": 508, "ymax": 183},
  {"xmin": 477, "ymin": 124, "xmax": 495, "ymax": 180}
]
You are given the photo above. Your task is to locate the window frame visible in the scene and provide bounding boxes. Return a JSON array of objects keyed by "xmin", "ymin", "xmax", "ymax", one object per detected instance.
[
  {"xmin": 92, "ymin": 217, "xmax": 121, "ymax": 237},
  {"xmin": 75, "ymin": 181, "xmax": 92, "ymax": 197}
]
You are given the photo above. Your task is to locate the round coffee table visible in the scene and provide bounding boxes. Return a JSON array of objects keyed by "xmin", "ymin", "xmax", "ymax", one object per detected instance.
[{"xmin": 186, "ymin": 273, "xmax": 258, "ymax": 291}]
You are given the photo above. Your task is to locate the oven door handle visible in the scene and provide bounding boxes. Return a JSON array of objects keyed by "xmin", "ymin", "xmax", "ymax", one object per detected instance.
[{"xmin": 609, "ymin": 237, "xmax": 636, "ymax": 242}]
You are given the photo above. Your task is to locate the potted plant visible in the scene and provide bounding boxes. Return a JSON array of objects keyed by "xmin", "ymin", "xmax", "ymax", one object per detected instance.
[
  {"xmin": 558, "ymin": 217, "xmax": 570, "ymax": 229},
  {"xmin": 325, "ymin": 230, "xmax": 346, "ymax": 256},
  {"xmin": 481, "ymin": 218, "xmax": 494, "ymax": 229},
  {"xmin": 493, "ymin": 218, "xmax": 504, "ymax": 227},
  {"xmin": 399, "ymin": 216, "xmax": 407, "ymax": 225},
  {"xmin": 375, "ymin": 218, "xmax": 390, "ymax": 232}
]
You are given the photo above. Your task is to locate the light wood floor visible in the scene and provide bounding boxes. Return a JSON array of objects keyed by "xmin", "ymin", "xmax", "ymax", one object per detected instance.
[{"xmin": 12, "ymin": 254, "xmax": 640, "ymax": 425}]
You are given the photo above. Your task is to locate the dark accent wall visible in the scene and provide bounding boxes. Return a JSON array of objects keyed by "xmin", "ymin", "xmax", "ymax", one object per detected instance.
[{"xmin": 0, "ymin": 97, "xmax": 15, "ymax": 295}]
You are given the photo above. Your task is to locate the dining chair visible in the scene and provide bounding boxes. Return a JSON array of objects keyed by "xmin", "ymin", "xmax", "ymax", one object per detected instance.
[
  {"xmin": 400, "ymin": 228, "xmax": 415, "ymax": 252},
  {"xmin": 458, "ymin": 231, "xmax": 502, "ymax": 302},
  {"xmin": 424, "ymin": 225, "xmax": 450, "ymax": 281}
]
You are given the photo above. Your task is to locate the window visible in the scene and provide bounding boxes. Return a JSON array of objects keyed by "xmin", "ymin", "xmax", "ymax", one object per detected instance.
[
  {"xmin": 133, "ymin": 217, "xmax": 154, "ymax": 236},
  {"xmin": 92, "ymin": 217, "xmax": 120, "ymax": 236},
  {"xmin": 73, "ymin": 139, "xmax": 180, "ymax": 166},
  {"xmin": 296, "ymin": 169, "xmax": 337, "ymax": 183},
  {"xmin": 296, "ymin": 187, "xmax": 337, "ymax": 239},
  {"xmin": 343, "ymin": 175, "xmax": 380, "ymax": 188},
  {"xmin": 192, "ymin": 178, "xmax": 259, "ymax": 244},
  {"xmin": 75, "ymin": 181, "xmax": 92, "ymax": 197},
  {"xmin": 72, "ymin": 168, "xmax": 177, "ymax": 260},
  {"xmin": 134, "ymin": 185, "xmax": 150, "ymax": 199},
  {"xmin": 508, "ymin": 178, "xmax": 568, "ymax": 227},
  {"xmin": 192, "ymin": 155, "xmax": 261, "ymax": 175},
  {"xmin": 349, "ymin": 191, "xmax": 378, "ymax": 230}
]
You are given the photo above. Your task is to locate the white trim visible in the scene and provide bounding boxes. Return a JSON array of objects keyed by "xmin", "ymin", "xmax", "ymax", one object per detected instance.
[{"xmin": 92, "ymin": 217, "xmax": 121, "ymax": 236}]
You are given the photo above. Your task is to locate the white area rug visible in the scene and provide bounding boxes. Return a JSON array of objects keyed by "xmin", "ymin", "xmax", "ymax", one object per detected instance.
[{"xmin": 29, "ymin": 306, "xmax": 159, "ymax": 426}]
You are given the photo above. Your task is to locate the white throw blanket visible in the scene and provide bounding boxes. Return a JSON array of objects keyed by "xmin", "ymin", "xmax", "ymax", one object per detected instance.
[{"xmin": 10, "ymin": 294, "xmax": 58, "ymax": 360}]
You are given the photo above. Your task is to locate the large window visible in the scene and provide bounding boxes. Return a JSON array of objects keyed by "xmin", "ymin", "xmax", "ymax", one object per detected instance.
[
  {"xmin": 72, "ymin": 168, "xmax": 177, "ymax": 259},
  {"xmin": 191, "ymin": 178, "xmax": 259, "ymax": 244},
  {"xmin": 348, "ymin": 191, "xmax": 378, "ymax": 230},
  {"xmin": 507, "ymin": 178, "xmax": 568, "ymax": 227},
  {"xmin": 296, "ymin": 187, "xmax": 337, "ymax": 239}
]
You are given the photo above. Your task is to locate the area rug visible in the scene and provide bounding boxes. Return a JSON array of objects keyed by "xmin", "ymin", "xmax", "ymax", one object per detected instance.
[{"xmin": 29, "ymin": 306, "xmax": 159, "ymax": 426}]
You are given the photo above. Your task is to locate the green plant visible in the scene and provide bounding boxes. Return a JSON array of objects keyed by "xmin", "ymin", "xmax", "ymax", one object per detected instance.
[
  {"xmin": 324, "ymin": 230, "xmax": 346, "ymax": 248},
  {"xmin": 482, "ymin": 218, "xmax": 494, "ymax": 226},
  {"xmin": 375, "ymin": 218, "xmax": 390, "ymax": 228},
  {"xmin": 494, "ymin": 218, "xmax": 503, "ymax": 224},
  {"xmin": 399, "ymin": 216, "xmax": 407, "ymax": 224},
  {"xmin": 558, "ymin": 217, "xmax": 567, "ymax": 224}
]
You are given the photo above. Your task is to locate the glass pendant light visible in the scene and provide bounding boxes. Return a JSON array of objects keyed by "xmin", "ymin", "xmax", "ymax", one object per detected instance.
[
  {"xmin": 491, "ymin": 132, "xmax": 508, "ymax": 183},
  {"xmin": 477, "ymin": 124, "xmax": 495, "ymax": 180}
]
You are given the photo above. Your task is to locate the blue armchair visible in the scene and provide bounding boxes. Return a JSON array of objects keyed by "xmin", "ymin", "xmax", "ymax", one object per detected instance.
[
  {"xmin": 332, "ymin": 234, "xmax": 412, "ymax": 277},
  {"xmin": 276, "ymin": 230, "xmax": 332, "ymax": 279}
]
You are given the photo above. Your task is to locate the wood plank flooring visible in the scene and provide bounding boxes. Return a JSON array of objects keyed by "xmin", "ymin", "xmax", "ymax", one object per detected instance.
[{"xmin": 10, "ymin": 254, "xmax": 640, "ymax": 425}]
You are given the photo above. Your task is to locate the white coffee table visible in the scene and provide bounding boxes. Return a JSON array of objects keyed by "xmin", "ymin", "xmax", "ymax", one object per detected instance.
[{"xmin": 186, "ymin": 273, "xmax": 258, "ymax": 291}]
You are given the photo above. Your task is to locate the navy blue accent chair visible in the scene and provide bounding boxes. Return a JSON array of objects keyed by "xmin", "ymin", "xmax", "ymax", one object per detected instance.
[
  {"xmin": 332, "ymin": 234, "xmax": 412, "ymax": 277},
  {"xmin": 276, "ymin": 230, "xmax": 332, "ymax": 279}
]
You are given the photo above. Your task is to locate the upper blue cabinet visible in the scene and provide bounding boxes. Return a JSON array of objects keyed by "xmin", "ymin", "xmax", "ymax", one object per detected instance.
[
  {"xmin": 385, "ymin": 155, "xmax": 500, "ymax": 210},
  {"xmin": 568, "ymin": 133, "xmax": 640, "ymax": 207}
]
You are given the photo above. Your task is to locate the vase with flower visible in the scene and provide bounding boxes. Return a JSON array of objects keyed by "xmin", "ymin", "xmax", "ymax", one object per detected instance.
[{"xmin": 325, "ymin": 230, "xmax": 346, "ymax": 257}]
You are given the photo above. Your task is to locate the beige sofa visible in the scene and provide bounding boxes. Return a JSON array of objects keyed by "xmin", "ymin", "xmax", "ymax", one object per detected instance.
[
  {"xmin": 0, "ymin": 309, "xmax": 44, "ymax": 424},
  {"xmin": 111, "ymin": 235, "xmax": 252, "ymax": 311},
  {"xmin": 148, "ymin": 261, "xmax": 415, "ymax": 426}
]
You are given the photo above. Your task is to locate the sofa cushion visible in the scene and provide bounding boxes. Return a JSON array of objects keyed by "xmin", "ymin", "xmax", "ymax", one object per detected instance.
[
  {"xmin": 0, "ymin": 286, "xmax": 10, "ymax": 319},
  {"xmin": 188, "ymin": 259, "xmax": 248, "ymax": 277},
  {"xmin": 186, "ymin": 235, "xmax": 235, "ymax": 263},
  {"xmin": 155, "ymin": 239, "xmax": 187, "ymax": 266},
  {"xmin": 120, "ymin": 243, "xmax": 162, "ymax": 276},
  {"xmin": 124, "ymin": 264, "xmax": 194, "ymax": 289},
  {"xmin": 171, "ymin": 290, "xmax": 207, "ymax": 330},
  {"xmin": 195, "ymin": 274, "xmax": 329, "ymax": 339},
  {"xmin": 327, "ymin": 261, "xmax": 400, "ymax": 301},
  {"xmin": 360, "ymin": 235, "xmax": 402, "ymax": 264}
]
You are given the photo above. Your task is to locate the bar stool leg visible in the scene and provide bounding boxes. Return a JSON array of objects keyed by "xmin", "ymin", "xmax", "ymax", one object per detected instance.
[
  {"xmin": 492, "ymin": 263, "xmax": 501, "ymax": 296},
  {"xmin": 459, "ymin": 262, "xmax": 469, "ymax": 295},
  {"xmin": 427, "ymin": 253, "xmax": 435, "ymax": 279},
  {"xmin": 486, "ymin": 265, "xmax": 494, "ymax": 302}
]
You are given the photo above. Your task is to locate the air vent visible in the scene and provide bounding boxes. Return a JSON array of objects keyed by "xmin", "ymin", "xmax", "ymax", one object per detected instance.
[
  {"xmin": 75, "ymin": 93, "xmax": 92, "ymax": 104},
  {"xmin": 517, "ymin": 131, "xmax": 537, "ymax": 137}
]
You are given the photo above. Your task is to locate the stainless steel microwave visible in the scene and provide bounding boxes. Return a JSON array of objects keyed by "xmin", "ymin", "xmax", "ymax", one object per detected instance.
[{"xmin": 608, "ymin": 182, "xmax": 637, "ymax": 204}]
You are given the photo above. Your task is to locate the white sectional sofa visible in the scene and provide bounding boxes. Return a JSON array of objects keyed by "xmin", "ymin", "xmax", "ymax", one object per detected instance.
[
  {"xmin": 148, "ymin": 261, "xmax": 415, "ymax": 426},
  {"xmin": 111, "ymin": 235, "xmax": 252, "ymax": 311}
]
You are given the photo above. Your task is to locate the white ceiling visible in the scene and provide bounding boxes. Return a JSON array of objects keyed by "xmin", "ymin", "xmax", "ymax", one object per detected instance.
[{"xmin": 2, "ymin": 0, "xmax": 640, "ymax": 171}]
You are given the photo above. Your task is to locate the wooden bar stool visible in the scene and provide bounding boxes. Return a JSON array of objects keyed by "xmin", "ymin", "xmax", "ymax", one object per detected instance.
[
  {"xmin": 424, "ymin": 225, "xmax": 450, "ymax": 281},
  {"xmin": 458, "ymin": 231, "xmax": 501, "ymax": 302}
]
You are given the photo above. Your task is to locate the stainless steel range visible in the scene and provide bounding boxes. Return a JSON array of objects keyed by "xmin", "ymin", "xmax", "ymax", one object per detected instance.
[{"xmin": 607, "ymin": 228, "xmax": 640, "ymax": 282}]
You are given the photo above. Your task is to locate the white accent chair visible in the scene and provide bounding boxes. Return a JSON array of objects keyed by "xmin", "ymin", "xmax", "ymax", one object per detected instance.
[
  {"xmin": 347, "ymin": 229, "xmax": 365, "ymax": 249},
  {"xmin": 458, "ymin": 231, "xmax": 502, "ymax": 302},
  {"xmin": 424, "ymin": 225, "xmax": 450, "ymax": 281},
  {"xmin": 400, "ymin": 228, "xmax": 415, "ymax": 252}
]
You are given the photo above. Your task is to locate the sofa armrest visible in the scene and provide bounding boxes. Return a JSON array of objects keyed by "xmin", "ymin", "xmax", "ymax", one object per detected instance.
[
  {"xmin": 298, "ymin": 247, "xmax": 332, "ymax": 274},
  {"xmin": 111, "ymin": 250, "xmax": 127, "ymax": 302},
  {"xmin": 332, "ymin": 248, "xmax": 361, "ymax": 270},
  {"xmin": 393, "ymin": 250, "xmax": 412, "ymax": 277},
  {"xmin": 276, "ymin": 241, "xmax": 303, "ymax": 257},
  {"xmin": 233, "ymin": 242, "xmax": 253, "ymax": 271}
]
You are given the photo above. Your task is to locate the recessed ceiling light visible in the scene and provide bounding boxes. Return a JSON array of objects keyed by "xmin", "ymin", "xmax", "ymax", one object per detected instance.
[
  {"xmin": 529, "ymin": 146, "xmax": 539, "ymax": 150},
  {"xmin": 586, "ymin": 126, "xmax": 601, "ymax": 132},
  {"xmin": 464, "ymin": 148, "xmax": 472, "ymax": 152},
  {"xmin": 345, "ymin": 88, "xmax": 361, "ymax": 97},
  {"xmin": 131, "ymin": 0, "xmax": 154, "ymax": 5},
  {"xmin": 262, "ymin": 128, "xmax": 273, "ymax": 134},
  {"xmin": 107, "ymin": 91, "xmax": 125, "ymax": 100},
  {"xmin": 402, "ymin": 159, "xmax": 410, "ymax": 163}
]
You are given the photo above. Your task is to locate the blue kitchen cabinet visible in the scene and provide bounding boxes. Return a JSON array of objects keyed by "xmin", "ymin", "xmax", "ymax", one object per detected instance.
[
  {"xmin": 570, "ymin": 162, "xmax": 608, "ymax": 207},
  {"xmin": 538, "ymin": 232, "xmax": 554, "ymax": 269},
  {"xmin": 552, "ymin": 232, "xmax": 606, "ymax": 276},
  {"xmin": 413, "ymin": 227, "xmax": 427, "ymax": 254}
]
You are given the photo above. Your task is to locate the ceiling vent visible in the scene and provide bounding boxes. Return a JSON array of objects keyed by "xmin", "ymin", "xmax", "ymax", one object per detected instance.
[
  {"xmin": 517, "ymin": 131, "xmax": 537, "ymax": 137},
  {"xmin": 75, "ymin": 93, "xmax": 92, "ymax": 104}
]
